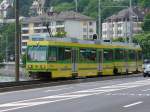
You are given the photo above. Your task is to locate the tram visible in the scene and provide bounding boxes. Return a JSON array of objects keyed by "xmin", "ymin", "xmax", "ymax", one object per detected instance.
[{"xmin": 26, "ymin": 38, "xmax": 142, "ymax": 79}]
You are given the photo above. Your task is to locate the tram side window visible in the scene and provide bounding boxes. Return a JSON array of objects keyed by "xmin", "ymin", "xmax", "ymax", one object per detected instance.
[
  {"xmin": 104, "ymin": 49, "xmax": 113, "ymax": 61},
  {"xmin": 79, "ymin": 49, "xmax": 96, "ymax": 63},
  {"xmin": 28, "ymin": 46, "xmax": 47, "ymax": 61},
  {"xmin": 58, "ymin": 47, "xmax": 71, "ymax": 63},
  {"xmin": 115, "ymin": 49, "xmax": 124, "ymax": 60},
  {"xmin": 129, "ymin": 50, "xmax": 136, "ymax": 60},
  {"xmin": 48, "ymin": 47, "xmax": 57, "ymax": 61}
]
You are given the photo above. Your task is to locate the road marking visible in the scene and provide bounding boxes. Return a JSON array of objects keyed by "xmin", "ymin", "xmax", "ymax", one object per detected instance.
[
  {"xmin": 105, "ymin": 93, "xmax": 150, "ymax": 97},
  {"xmin": 142, "ymin": 89, "xmax": 150, "ymax": 92},
  {"xmin": 45, "ymin": 87, "xmax": 73, "ymax": 92},
  {"xmin": 1, "ymin": 79, "xmax": 150, "ymax": 111},
  {"xmin": 123, "ymin": 101, "xmax": 143, "ymax": 108},
  {"xmin": 0, "ymin": 85, "xmax": 71, "ymax": 96}
]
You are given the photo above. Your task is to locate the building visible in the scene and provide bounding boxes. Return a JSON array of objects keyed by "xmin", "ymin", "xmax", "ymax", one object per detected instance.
[
  {"xmin": 102, "ymin": 7, "xmax": 149, "ymax": 40},
  {"xmin": 21, "ymin": 11, "xmax": 96, "ymax": 54}
]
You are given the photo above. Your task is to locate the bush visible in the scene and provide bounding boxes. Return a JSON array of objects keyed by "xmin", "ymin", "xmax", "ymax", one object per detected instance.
[
  {"xmin": 0, "ymin": 53, "xmax": 4, "ymax": 68},
  {"xmin": 21, "ymin": 54, "xmax": 26, "ymax": 67}
]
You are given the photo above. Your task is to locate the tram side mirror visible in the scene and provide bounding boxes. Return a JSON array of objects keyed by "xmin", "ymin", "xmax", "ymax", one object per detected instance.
[{"xmin": 93, "ymin": 34, "xmax": 97, "ymax": 40}]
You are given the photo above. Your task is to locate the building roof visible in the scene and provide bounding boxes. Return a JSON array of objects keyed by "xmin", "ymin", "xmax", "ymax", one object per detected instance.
[
  {"xmin": 105, "ymin": 7, "xmax": 150, "ymax": 22},
  {"xmin": 22, "ymin": 11, "xmax": 95, "ymax": 23}
]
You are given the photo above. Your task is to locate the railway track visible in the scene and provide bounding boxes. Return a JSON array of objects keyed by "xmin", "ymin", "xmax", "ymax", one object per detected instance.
[{"xmin": 0, "ymin": 73, "xmax": 142, "ymax": 93}]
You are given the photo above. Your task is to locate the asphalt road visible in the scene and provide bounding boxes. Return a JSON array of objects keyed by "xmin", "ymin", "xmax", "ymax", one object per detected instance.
[{"xmin": 0, "ymin": 74, "xmax": 150, "ymax": 112}]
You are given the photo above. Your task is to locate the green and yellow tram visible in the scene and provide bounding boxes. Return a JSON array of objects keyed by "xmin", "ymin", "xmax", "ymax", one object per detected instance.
[{"xmin": 26, "ymin": 38, "xmax": 142, "ymax": 79}]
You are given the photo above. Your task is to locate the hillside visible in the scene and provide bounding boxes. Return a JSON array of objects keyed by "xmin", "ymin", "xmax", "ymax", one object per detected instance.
[
  {"xmin": 1, "ymin": 0, "xmax": 149, "ymax": 20},
  {"xmin": 0, "ymin": 0, "xmax": 149, "ymax": 21},
  {"xmin": 18, "ymin": 0, "xmax": 143, "ymax": 20}
]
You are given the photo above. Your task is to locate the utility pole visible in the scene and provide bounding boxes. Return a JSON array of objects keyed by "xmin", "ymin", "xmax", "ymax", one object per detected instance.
[
  {"xmin": 15, "ymin": 0, "xmax": 20, "ymax": 82},
  {"xmin": 75, "ymin": 0, "xmax": 78, "ymax": 12},
  {"xmin": 129, "ymin": 0, "xmax": 133, "ymax": 43},
  {"xmin": 98, "ymin": 0, "xmax": 102, "ymax": 40}
]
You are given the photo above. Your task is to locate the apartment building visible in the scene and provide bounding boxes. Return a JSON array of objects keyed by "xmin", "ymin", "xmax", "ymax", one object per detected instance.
[
  {"xmin": 102, "ymin": 7, "xmax": 148, "ymax": 40},
  {"xmin": 21, "ymin": 11, "xmax": 96, "ymax": 54}
]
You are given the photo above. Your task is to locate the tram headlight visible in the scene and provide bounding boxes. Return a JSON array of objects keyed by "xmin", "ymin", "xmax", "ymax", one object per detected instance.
[{"xmin": 28, "ymin": 65, "xmax": 32, "ymax": 69}]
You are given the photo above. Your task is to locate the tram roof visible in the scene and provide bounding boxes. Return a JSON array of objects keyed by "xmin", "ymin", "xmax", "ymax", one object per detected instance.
[{"xmin": 27, "ymin": 37, "xmax": 141, "ymax": 50}]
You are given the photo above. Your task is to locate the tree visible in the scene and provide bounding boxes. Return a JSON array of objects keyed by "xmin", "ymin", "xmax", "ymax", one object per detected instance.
[
  {"xmin": 140, "ymin": 0, "xmax": 150, "ymax": 8},
  {"xmin": 113, "ymin": 38, "xmax": 125, "ymax": 42},
  {"xmin": 0, "ymin": 23, "xmax": 16, "ymax": 61},
  {"xmin": 142, "ymin": 13, "xmax": 150, "ymax": 32},
  {"xmin": 55, "ymin": 31, "xmax": 67, "ymax": 37},
  {"xmin": 54, "ymin": 2, "xmax": 75, "ymax": 12},
  {"xmin": 134, "ymin": 33, "xmax": 150, "ymax": 59}
]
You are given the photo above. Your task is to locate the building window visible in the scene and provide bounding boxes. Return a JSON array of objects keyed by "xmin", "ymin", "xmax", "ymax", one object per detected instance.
[
  {"xmin": 43, "ymin": 29, "xmax": 48, "ymax": 33},
  {"xmin": 103, "ymin": 31, "xmax": 107, "ymax": 35},
  {"xmin": 89, "ymin": 21, "xmax": 93, "ymax": 26},
  {"xmin": 22, "ymin": 30, "xmax": 29, "ymax": 34},
  {"xmin": 83, "ymin": 28, "xmax": 87, "ymax": 32},
  {"xmin": 22, "ymin": 24, "xmax": 28, "ymax": 27},
  {"xmin": 117, "ymin": 30, "xmax": 122, "ymax": 34},
  {"xmin": 89, "ymin": 28, "xmax": 93, "ymax": 33},
  {"xmin": 22, "ymin": 48, "xmax": 26, "ymax": 53},
  {"xmin": 56, "ymin": 21, "xmax": 64, "ymax": 25},
  {"xmin": 56, "ymin": 27, "xmax": 64, "ymax": 32},
  {"xmin": 34, "ymin": 23, "xmax": 42, "ymax": 27},
  {"xmin": 22, "ymin": 42, "xmax": 27, "ymax": 46},
  {"xmin": 22, "ymin": 36, "xmax": 29, "ymax": 40},
  {"xmin": 118, "ymin": 23, "xmax": 122, "ymax": 27},
  {"xmin": 83, "ymin": 22, "xmax": 87, "ymax": 26},
  {"xmin": 89, "ymin": 35, "xmax": 93, "ymax": 39},
  {"xmin": 83, "ymin": 35, "xmax": 87, "ymax": 39},
  {"xmin": 34, "ymin": 29, "xmax": 41, "ymax": 33}
]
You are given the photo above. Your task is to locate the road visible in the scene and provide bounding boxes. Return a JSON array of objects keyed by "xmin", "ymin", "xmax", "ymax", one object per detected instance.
[{"xmin": 0, "ymin": 75, "xmax": 150, "ymax": 112}]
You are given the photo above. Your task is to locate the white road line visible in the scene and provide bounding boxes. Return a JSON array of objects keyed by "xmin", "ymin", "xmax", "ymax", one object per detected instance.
[
  {"xmin": 0, "ymin": 85, "xmax": 71, "ymax": 96},
  {"xmin": 0, "ymin": 79, "xmax": 150, "ymax": 112},
  {"xmin": 142, "ymin": 89, "xmax": 150, "ymax": 92},
  {"xmin": 123, "ymin": 101, "xmax": 143, "ymax": 108},
  {"xmin": 45, "ymin": 87, "xmax": 73, "ymax": 92}
]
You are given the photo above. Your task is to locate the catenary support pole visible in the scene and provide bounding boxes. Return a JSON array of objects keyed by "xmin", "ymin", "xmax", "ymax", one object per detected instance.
[
  {"xmin": 15, "ymin": 0, "xmax": 20, "ymax": 82},
  {"xmin": 98, "ymin": 0, "xmax": 102, "ymax": 40},
  {"xmin": 129, "ymin": 0, "xmax": 133, "ymax": 43}
]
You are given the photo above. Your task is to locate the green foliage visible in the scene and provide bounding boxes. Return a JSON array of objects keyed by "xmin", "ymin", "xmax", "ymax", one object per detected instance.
[
  {"xmin": 55, "ymin": 31, "xmax": 67, "ymax": 37},
  {"xmin": 0, "ymin": 53, "xmax": 4, "ymax": 68},
  {"xmin": 134, "ymin": 33, "xmax": 150, "ymax": 59},
  {"xmin": 0, "ymin": 23, "xmax": 16, "ymax": 60},
  {"xmin": 139, "ymin": 0, "xmax": 150, "ymax": 8},
  {"xmin": 0, "ymin": 53, "xmax": 4, "ymax": 63},
  {"xmin": 113, "ymin": 38, "xmax": 125, "ymax": 42},
  {"xmin": 54, "ymin": 2, "xmax": 74, "ymax": 12},
  {"xmin": 19, "ymin": 0, "xmax": 34, "ymax": 16},
  {"xmin": 13, "ymin": 0, "xmax": 144, "ymax": 19},
  {"xmin": 142, "ymin": 13, "xmax": 150, "ymax": 32},
  {"xmin": 21, "ymin": 53, "xmax": 26, "ymax": 67}
]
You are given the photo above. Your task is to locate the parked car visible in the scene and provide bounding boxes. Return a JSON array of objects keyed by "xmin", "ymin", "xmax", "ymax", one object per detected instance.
[{"xmin": 143, "ymin": 59, "xmax": 150, "ymax": 77}]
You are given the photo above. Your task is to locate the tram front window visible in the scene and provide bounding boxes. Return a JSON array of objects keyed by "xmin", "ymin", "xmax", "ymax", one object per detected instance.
[{"xmin": 27, "ymin": 46, "xmax": 47, "ymax": 61}]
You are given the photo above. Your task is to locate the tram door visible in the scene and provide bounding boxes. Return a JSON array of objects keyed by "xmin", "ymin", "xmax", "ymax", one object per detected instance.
[
  {"xmin": 124, "ymin": 50, "xmax": 129, "ymax": 73},
  {"xmin": 98, "ymin": 49, "xmax": 103, "ymax": 76},
  {"xmin": 71, "ymin": 48, "xmax": 78, "ymax": 78}
]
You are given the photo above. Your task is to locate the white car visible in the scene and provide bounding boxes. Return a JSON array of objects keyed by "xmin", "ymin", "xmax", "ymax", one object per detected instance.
[{"xmin": 143, "ymin": 61, "xmax": 150, "ymax": 77}]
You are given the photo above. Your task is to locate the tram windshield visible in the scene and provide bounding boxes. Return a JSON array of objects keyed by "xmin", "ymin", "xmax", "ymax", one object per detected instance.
[{"xmin": 27, "ymin": 46, "xmax": 47, "ymax": 61}]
